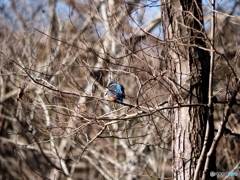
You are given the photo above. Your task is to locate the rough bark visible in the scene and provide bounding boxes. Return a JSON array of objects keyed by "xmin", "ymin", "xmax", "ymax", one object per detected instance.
[{"xmin": 161, "ymin": 0, "xmax": 215, "ymax": 179}]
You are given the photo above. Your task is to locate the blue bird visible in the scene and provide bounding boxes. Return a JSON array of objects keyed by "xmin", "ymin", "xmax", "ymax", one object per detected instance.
[{"xmin": 106, "ymin": 81, "xmax": 125, "ymax": 103}]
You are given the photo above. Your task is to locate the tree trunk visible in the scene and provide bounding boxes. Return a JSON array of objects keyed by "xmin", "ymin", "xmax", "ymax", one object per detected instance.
[{"xmin": 161, "ymin": 0, "xmax": 215, "ymax": 179}]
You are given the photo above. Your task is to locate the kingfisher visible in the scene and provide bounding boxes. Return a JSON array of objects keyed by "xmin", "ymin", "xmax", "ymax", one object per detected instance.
[{"xmin": 105, "ymin": 81, "xmax": 125, "ymax": 103}]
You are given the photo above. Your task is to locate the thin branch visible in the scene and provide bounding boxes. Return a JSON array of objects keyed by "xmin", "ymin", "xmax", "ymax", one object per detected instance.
[
  {"xmin": 79, "ymin": 120, "xmax": 118, "ymax": 158},
  {"xmin": 202, "ymin": 79, "xmax": 240, "ymax": 179},
  {"xmin": 194, "ymin": 0, "xmax": 216, "ymax": 179}
]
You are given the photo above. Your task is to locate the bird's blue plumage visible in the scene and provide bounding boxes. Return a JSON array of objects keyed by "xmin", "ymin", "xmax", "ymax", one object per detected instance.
[{"xmin": 106, "ymin": 81, "xmax": 125, "ymax": 103}]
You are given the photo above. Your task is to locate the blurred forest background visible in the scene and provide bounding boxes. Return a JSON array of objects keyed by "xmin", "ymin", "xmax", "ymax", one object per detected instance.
[{"xmin": 0, "ymin": 0, "xmax": 240, "ymax": 179}]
